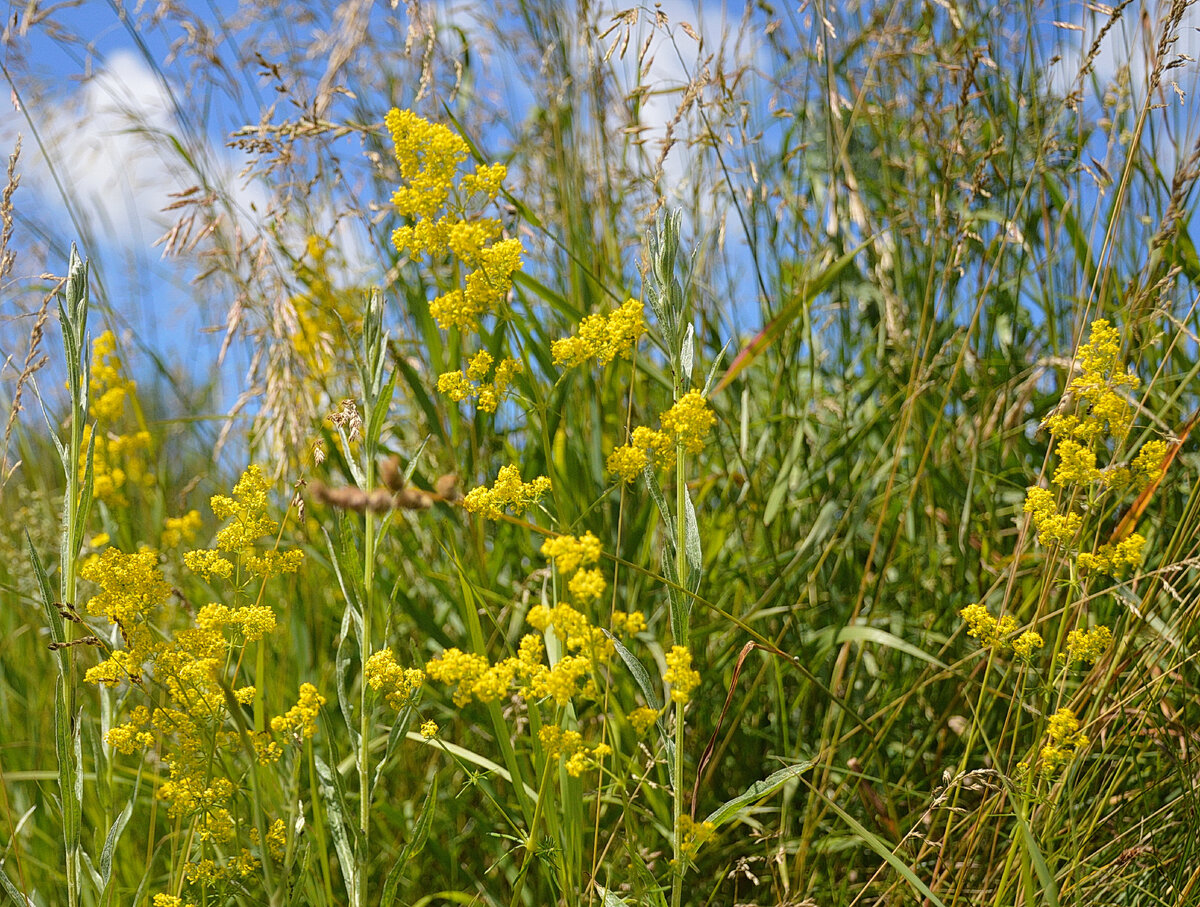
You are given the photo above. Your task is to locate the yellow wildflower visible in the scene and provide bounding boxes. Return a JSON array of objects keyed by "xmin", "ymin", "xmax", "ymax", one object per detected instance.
[
  {"xmin": 1012, "ymin": 630, "xmax": 1044, "ymax": 661},
  {"xmin": 270, "ymin": 683, "xmax": 326, "ymax": 740},
  {"xmin": 660, "ymin": 390, "xmax": 716, "ymax": 454},
  {"xmin": 1039, "ymin": 707, "xmax": 1089, "ymax": 776},
  {"xmin": 162, "ymin": 510, "xmax": 203, "ymax": 548},
  {"xmin": 629, "ymin": 706, "xmax": 660, "ymax": 736},
  {"xmin": 541, "ymin": 532, "xmax": 603, "ymax": 573},
  {"xmin": 959, "ymin": 604, "xmax": 1017, "ymax": 649},
  {"xmin": 1063, "ymin": 625, "xmax": 1112, "ymax": 666},
  {"xmin": 462, "ymin": 464, "xmax": 551, "ymax": 519},
  {"xmin": 664, "ymin": 645, "xmax": 701, "ymax": 703},
  {"xmin": 552, "ymin": 297, "xmax": 646, "ymax": 368}
]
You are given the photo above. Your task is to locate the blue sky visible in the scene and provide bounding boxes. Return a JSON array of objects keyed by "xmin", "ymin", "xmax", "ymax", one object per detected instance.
[{"xmin": 2, "ymin": 0, "xmax": 1198, "ymax": 410}]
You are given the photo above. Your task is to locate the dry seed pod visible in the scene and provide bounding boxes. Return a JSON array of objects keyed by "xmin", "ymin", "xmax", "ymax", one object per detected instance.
[
  {"xmin": 394, "ymin": 487, "xmax": 434, "ymax": 510},
  {"xmin": 379, "ymin": 454, "xmax": 403, "ymax": 491},
  {"xmin": 365, "ymin": 489, "xmax": 395, "ymax": 513},
  {"xmin": 435, "ymin": 473, "xmax": 461, "ymax": 501},
  {"xmin": 310, "ymin": 480, "xmax": 370, "ymax": 512}
]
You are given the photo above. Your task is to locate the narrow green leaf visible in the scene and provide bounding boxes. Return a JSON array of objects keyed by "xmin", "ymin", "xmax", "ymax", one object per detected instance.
[
  {"xmin": 606, "ymin": 632, "xmax": 674, "ymax": 787},
  {"xmin": 98, "ymin": 769, "xmax": 138, "ymax": 887},
  {"xmin": 606, "ymin": 633, "xmax": 662, "ymax": 711},
  {"xmin": 335, "ymin": 611, "xmax": 360, "ymax": 747},
  {"xmin": 810, "ymin": 781, "xmax": 947, "ymax": 907},
  {"xmin": 79, "ymin": 850, "xmax": 102, "ymax": 892},
  {"xmin": 701, "ymin": 338, "xmax": 732, "ymax": 396},
  {"xmin": 1013, "ymin": 801, "xmax": 1060, "ymax": 907},
  {"xmin": 680, "ymin": 323, "xmax": 695, "ymax": 390},
  {"xmin": 380, "ymin": 776, "xmax": 438, "ymax": 906},
  {"xmin": 27, "ymin": 532, "xmax": 64, "ymax": 649},
  {"xmin": 314, "ymin": 754, "xmax": 357, "ymax": 895},
  {"xmin": 65, "ymin": 427, "xmax": 95, "ymax": 581},
  {"xmin": 704, "ymin": 761, "xmax": 813, "ymax": 828},
  {"xmin": 365, "ymin": 370, "xmax": 398, "ymax": 450},
  {"xmin": 682, "ymin": 487, "xmax": 702, "ymax": 592},
  {"xmin": 642, "ymin": 466, "xmax": 676, "ymax": 540},
  {"xmin": 0, "ymin": 864, "xmax": 36, "ymax": 906},
  {"xmin": 834, "ymin": 625, "xmax": 949, "ymax": 670}
]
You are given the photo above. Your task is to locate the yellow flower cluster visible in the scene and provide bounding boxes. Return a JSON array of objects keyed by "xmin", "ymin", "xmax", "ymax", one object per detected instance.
[
  {"xmin": 1012, "ymin": 630, "xmax": 1045, "ymax": 661},
  {"xmin": 461, "ymin": 464, "xmax": 551, "ymax": 519},
  {"xmin": 81, "ymin": 547, "xmax": 172, "ymax": 685},
  {"xmin": 162, "ymin": 510, "xmax": 203, "ymax": 548},
  {"xmin": 959, "ymin": 604, "xmax": 1048, "ymax": 662},
  {"xmin": 81, "ymin": 331, "xmax": 155, "ymax": 506},
  {"xmin": 387, "ymin": 108, "xmax": 523, "ymax": 333},
  {"xmin": 629, "ymin": 705, "xmax": 660, "ymax": 736},
  {"xmin": 426, "ymin": 643, "xmax": 546, "ymax": 707},
  {"xmin": 959, "ymin": 603, "xmax": 1018, "ymax": 650},
  {"xmin": 88, "ymin": 468, "xmax": 322, "ymax": 896},
  {"xmin": 365, "ymin": 648, "xmax": 426, "ymax": 710},
  {"xmin": 1076, "ymin": 535, "xmax": 1145, "ymax": 574},
  {"xmin": 1022, "ymin": 487, "xmax": 1082, "ymax": 547},
  {"xmin": 437, "ymin": 350, "xmax": 524, "ymax": 413},
  {"xmin": 1023, "ymin": 320, "xmax": 1171, "ymax": 576},
  {"xmin": 1037, "ymin": 707, "xmax": 1089, "ymax": 776},
  {"xmin": 1044, "ymin": 320, "xmax": 1138, "ymax": 442},
  {"xmin": 664, "ymin": 645, "xmax": 701, "ymax": 703},
  {"xmin": 608, "ymin": 391, "xmax": 716, "ymax": 483},
  {"xmin": 426, "ymin": 534, "xmax": 644, "ymax": 717},
  {"xmin": 270, "ymin": 683, "xmax": 326, "ymax": 740},
  {"xmin": 551, "ymin": 297, "xmax": 647, "ymax": 368},
  {"xmin": 541, "ymin": 531, "xmax": 602, "ymax": 573},
  {"xmin": 1063, "ymin": 625, "xmax": 1112, "ymax": 666},
  {"xmin": 153, "ymin": 896, "xmax": 195, "ymax": 907},
  {"xmin": 538, "ymin": 725, "xmax": 613, "ymax": 777},
  {"xmin": 196, "ymin": 602, "xmax": 277, "ymax": 642},
  {"xmin": 184, "ymin": 466, "xmax": 304, "ymax": 581},
  {"xmin": 676, "ymin": 814, "xmax": 717, "ymax": 860},
  {"xmin": 89, "ymin": 329, "xmax": 134, "ymax": 421}
]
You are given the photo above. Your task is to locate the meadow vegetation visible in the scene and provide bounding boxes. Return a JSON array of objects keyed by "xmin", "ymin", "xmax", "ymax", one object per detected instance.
[{"xmin": 1, "ymin": 1, "xmax": 1199, "ymax": 905}]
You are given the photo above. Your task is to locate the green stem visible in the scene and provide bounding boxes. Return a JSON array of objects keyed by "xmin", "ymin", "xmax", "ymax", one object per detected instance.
[
  {"xmin": 509, "ymin": 753, "xmax": 556, "ymax": 907},
  {"xmin": 357, "ymin": 502, "xmax": 376, "ymax": 907},
  {"xmin": 671, "ymin": 436, "xmax": 688, "ymax": 907}
]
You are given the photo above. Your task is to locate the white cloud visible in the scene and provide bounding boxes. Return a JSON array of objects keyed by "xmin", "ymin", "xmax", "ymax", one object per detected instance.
[{"xmin": 0, "ymin": 49, "xmax": 267, "ymax": 251}]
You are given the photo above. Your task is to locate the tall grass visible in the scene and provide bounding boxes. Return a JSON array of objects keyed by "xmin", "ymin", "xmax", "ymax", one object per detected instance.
[{"xmin": 1, "ymin": 1, "xmax": 1199, "ymax": 905}]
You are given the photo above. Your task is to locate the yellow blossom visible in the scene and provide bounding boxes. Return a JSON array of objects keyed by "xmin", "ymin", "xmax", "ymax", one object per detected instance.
[
  {"xmin": 610, "ymin": 610, "xmax": 647, "ymax": 637},
  {"xmin": 660, "ymin": 391, "xmax": 716, "ymax": 454},
  {"xmin": 677, "ymin": 815, "xmax": 716, "ymax": 860},
  {"xmin": 1063, "ymin": 625, "xmax": 1112, "ymax": 666},
  {"xmin": 1012, "ymin": 630, "xmax": 1044, "ymax": 660},
  {"xmin": 959, "ymin": 604, "xmax": 1017, "ymax": 650},
  {"xmin": 629, "ymin": 706, "xmax": 660, "ymax": 735},
  {"xmin": 270, "ymin": 683, "xmax": 326, "ymax": 739},
  {"xmin": 541, "ymin": 532, "xmax": 603, "ymax": 573},
  {"xmin": 1038, "ymin": 707, "xmax": 1089, "ymax": 776},
  {"xmin": 568, "ymin": 568, "xmax": 606, "ymax": 603},
  {"xmin": 365, "ymin": 648, "xmax": 425, "ymax": 710},
  {"xmin": 162, "ymin": 510, "xmax": 203, "ymax": 548},
  {"xmin": 552, "ymin": 297, "xmax": 646, "ymax": 368},
  {"xmin": 664, "ymin": 646, "xmax": 701, "ymax": 703},
  {"xmin": 462, "ymin": 464, "xmax": 551, "ymax": 519}
]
